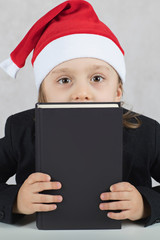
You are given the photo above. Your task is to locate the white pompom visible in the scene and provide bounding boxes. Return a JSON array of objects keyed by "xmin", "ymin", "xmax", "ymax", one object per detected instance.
[{"xmin": 0, "ymin": 57, "xmax": 20, "ymax": 78}]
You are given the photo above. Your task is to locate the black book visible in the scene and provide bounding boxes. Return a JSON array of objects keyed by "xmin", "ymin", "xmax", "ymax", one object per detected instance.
[{"xmin": 35, "ymin": 102, "xmax": 123, "ymax": 230}]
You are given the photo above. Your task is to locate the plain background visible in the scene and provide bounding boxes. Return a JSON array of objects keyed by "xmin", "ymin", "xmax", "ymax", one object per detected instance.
[{"xmin": 0, "ymin": 0, "xmax": 160, "ymax": 186}]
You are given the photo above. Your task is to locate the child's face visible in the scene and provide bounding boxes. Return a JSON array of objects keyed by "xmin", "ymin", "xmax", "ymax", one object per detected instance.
[{"xmin": 42, "ymin": 58, "xmax": 122, "ymax": 102}]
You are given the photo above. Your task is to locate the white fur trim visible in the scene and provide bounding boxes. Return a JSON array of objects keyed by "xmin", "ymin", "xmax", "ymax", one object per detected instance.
[
  {"xmin": 0, "ymin": 57, "xmax": 20, "ymax": 78},
  {"xmin": 33, "ymin": 34, "xmax": 126, "ymax": 92}
]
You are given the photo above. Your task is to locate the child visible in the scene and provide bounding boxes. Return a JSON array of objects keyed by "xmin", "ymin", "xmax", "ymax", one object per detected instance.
[{"xmin": 0, "ymin": 0, "xmax": 160, "ymax": 227}]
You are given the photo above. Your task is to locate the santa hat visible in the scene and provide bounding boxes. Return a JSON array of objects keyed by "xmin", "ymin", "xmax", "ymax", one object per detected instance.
[{"xmin": 0, "ymin": 0, "xmax": 126, "ymax": 92}]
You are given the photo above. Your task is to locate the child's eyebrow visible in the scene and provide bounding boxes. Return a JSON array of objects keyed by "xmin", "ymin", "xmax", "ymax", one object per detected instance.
[{"xmin": 51, "ymin": 65, "xmax": 110, "ymax": 74}]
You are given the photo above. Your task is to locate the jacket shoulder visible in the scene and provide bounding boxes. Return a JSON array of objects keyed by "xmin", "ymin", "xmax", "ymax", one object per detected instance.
[
  {"xmin": 10, "ymin": 108, "xmax": 35, "ymax": 126},
  {"xmin": 122, "ymin": 107, "xmax": 159, "ymax": 129}
]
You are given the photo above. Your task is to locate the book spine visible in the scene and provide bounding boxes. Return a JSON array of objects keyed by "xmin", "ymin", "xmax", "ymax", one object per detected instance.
[
  {"xmin": 35, "ymin": 107, "xmax": 41, "ymax": 173},
  {"xmin": 35, "ymin": 107, "xmax": 42, "ymax": 229}
]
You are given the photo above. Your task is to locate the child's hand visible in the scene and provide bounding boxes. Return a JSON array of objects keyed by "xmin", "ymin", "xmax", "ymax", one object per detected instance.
[
  {"xmin": 13, "ymin": 172, "xmax": 63, "ymax": 215},
  {"xmin": 99, "ymin": 182, "xmax": 151, "ymax": 221}
]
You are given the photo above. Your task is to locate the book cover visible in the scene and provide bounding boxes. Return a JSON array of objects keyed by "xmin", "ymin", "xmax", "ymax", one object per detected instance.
[{"xmin": 35, "ymin": 102, "xmax": 123, "ymax": 230}]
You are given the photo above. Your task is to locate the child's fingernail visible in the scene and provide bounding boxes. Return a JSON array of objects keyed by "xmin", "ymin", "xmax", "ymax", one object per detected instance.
[
  {"xmin": 57, "ymin": 182, "xmax": 61, "ymax": 188},
  {"xmin": 107, "ymin": 212, "xmax": 111, "ymax": 217},
  {"xmin": 58, "ymin": 196, "xmax": 63, "ymax": 201},
  {"xmin": 99, "ymin": 204, "xmax": 104, "ymax": 210},
  {"xmin": 100, "ymin": 194, "xmax": 104, "ymax": 200},
  {"xmin": 54, "ymin": 205, "xmax": 57, "ymax": 209},
  {"xmin": 47, "ymin": 175, "xmax": 51, "ymax": 181},
  {"xmin": 110, "ymin": 186, "xmax": 113, "ymax": 191}
]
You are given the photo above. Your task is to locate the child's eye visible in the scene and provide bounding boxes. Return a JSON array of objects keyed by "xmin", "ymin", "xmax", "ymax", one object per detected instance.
[
  {"xmin": 57, "ymin": 75, "xmax": 104, "ymax": 85},
  {"xmin": 91, "ymin": 75, "xmax": 104, "ymax": 83},
  {"xmin": 58, "ymin": 78, "xmax": 71, "ymax": 84}
]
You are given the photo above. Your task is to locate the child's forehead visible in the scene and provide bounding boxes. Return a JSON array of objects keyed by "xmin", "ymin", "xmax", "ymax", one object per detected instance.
[{"xmin": 52, "ymin": 57, "xmax": 111, "ymax": 72}]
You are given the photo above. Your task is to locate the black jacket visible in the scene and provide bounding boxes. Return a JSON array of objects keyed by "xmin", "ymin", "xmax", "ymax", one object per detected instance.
[{"xmin": 0, "ymin": 107, "xmax": 160, "ymax": 227}]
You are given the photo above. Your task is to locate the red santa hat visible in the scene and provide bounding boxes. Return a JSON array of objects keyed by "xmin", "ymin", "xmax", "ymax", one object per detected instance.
[{"xmin": 0, "ymin": 0, "xmax": 126, "ymax": 92}]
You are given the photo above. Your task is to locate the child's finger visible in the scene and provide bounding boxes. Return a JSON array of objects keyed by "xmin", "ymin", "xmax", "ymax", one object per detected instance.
[
  {"xmin": 110, "ymin": 182, "xmax": 134, "ymax": 192},
  {"xmin": 33, "ymin": 203, "xmax": 57, "ymax": 212},
  {"xmin": 27, "ymin": 172, "xmax": 51, "ymax": 184},
  {"xmin": 99, "ymin": 200, "xmax": 130, "ymax": 211},
  {"xmin": 100, "ymin": 191, "xmax": 130, "ymax": 201},
  {"xmin": 107, "ymin": 210, "xmax": 130, "ymax": 220},
  {"xmin": 32, "ymin": 181, "xmax": 62, "ymax": 193},
  {"xmin": 32, "ymin": 194, "xmax": 63, "ymax": 203}
]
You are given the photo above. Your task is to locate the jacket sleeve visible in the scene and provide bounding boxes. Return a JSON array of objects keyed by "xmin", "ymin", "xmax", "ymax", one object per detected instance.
[
  {"xmin": 136, "ymin": 120, "xmax": 160, "ymax": 227},
  {"xmin": 0, "ymin": 115, "xmax": 25, "ymax": 224}
]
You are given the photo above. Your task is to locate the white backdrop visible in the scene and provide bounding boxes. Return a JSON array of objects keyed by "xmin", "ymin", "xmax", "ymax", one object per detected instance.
[{"xmin": 0, "ymin": 0, "xmax": 160, "ymax": 185}]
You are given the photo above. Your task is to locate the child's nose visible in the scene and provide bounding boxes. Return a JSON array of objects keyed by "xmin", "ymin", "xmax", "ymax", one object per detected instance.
[{"xmin": 71, "ymin": 85, "xmax": 92, "ymax": 102}]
